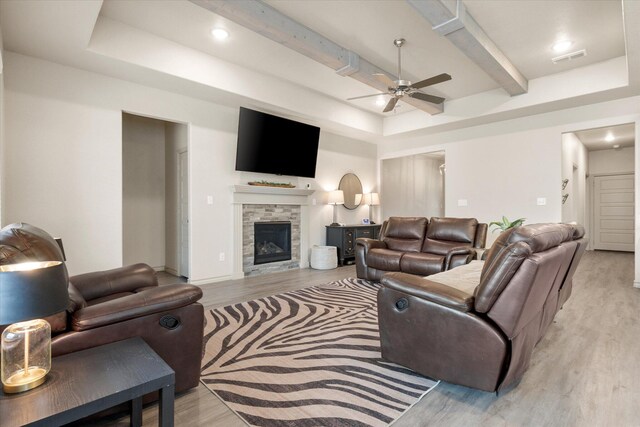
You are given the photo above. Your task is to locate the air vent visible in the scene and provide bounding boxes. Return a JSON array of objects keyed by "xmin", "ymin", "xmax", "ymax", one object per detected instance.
[{"xmin": 552, "ymin": 49, "xmax": 587, "ymax": 64}]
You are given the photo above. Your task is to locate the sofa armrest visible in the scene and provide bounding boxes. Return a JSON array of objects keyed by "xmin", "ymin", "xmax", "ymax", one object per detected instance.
[
  {"xmin": 70, "ymin": 263, "xmax": 158, "ymax": 301},
  {"xmin": 356, "ymin": 237, "xmax": 386, "ymax": 251},
  {"xmin": 444, "ymin": 247, "xmax": 476, "ymax": 271},
  {"xmin": 71, "ymin": 284, "xmax": 203, "ymax": 331},
  {"xmin": 381, "ymin": 272, "xmax": 474, "ymax": 312}
]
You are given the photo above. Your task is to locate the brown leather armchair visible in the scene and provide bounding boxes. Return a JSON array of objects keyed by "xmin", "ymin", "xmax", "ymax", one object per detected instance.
[
  {"xmin": 356, "ymin": 216, "xmax": 488, "ymax": 282},
  {"xmin": 377, "ymin": 223, "xmax": 587, "ymax": 392},
  {"xmin": 0, "ymin": 222, "xmax": 204, "ymax": 396}
]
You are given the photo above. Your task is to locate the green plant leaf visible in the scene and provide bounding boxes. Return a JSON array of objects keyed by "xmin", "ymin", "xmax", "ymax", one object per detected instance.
[{"xmin": 490, "ymin": 216, "xmax": 526, "ymax": 232}]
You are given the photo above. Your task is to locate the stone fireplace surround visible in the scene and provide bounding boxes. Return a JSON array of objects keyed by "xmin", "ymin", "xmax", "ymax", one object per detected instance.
[{"xmin": 232, "ymin": 185, "xmax": 314, "ymax": 278}]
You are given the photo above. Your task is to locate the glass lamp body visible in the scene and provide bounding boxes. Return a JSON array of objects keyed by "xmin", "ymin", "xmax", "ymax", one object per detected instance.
[{"xmin": 1, "ymin": 319, "xmax": 51, "ymax": 393}]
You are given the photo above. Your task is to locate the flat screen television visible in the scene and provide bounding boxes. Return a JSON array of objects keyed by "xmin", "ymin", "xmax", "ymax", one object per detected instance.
[{"xmin": 235, "ymin": 107, "xmax": 320, "ymax": 178}]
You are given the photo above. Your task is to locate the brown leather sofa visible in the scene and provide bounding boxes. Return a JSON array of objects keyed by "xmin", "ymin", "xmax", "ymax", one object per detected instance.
[
  {"xmin": 0, "ymin": 222, "xmax": 204, "ymax": 396},
  {"xmin": 377, "ymin": 223, "xmax": 587, "ymax": 392},
  {"xmin": 356, "ymin": 216, "xmax": 488, "ymax": 282}
]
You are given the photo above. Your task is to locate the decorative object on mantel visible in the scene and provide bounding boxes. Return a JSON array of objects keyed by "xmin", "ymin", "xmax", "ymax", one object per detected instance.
[
  {"xmin": 327, "ymin": 190, "xmax": 344, "ymax": 226},
  {"xmin": 248, "ymin": 180, "xmax": 295, "ymax": 188},
  {"xmin": 489, "ymin": 216, "xmax": 526, "ymax": 233},
  {"xmin": 562, "ymin": 193, "xmax": 569, "ymax": 204}
]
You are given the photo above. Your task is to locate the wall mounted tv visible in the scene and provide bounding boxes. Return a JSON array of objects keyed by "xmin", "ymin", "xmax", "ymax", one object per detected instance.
[{"xmin": 235, "ymin": 107, "xmax": 320, "ymax": 178}]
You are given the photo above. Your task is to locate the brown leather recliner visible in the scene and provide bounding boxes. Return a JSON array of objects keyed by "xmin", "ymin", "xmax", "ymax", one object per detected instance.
[
  {"xmin": 356, "ymin": 216, "xmax": 488, "ymax": 282},
  {"xmin": 377, "ymin": 223, "xmax": 587, "ymax": 392},
  {"xmin": 0, "ymin": 222, "xmax": 204, "ymax": 396}
]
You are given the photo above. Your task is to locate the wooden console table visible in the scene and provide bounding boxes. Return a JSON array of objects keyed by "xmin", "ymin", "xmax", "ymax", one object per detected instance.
[
  {"xmin": 326, "ymin": 224, "xmax": 382, "ymax": 266},
  {"xmin": 0, "ymin": 337, "xmax": 175, "ymax": 427}
]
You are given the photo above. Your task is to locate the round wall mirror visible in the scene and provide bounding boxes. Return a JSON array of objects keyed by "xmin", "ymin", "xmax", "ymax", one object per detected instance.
[{"xmin": 339, "ymin": 173, "xmax": 363, "ymax": 210}]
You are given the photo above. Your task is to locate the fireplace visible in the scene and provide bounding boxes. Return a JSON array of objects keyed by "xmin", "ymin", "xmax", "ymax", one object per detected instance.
[{"xmin": 254, "ymin": 221, "xmax": 292, "ymax": 265}]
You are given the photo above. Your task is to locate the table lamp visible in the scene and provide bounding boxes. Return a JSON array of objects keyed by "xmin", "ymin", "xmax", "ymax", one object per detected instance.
[
  {"xmin": 327, "ymin": 190, "xmax": 344, "ymax": 226},
  {"xmin": 365, "ymin": 193, "xmax": 380, "ymax": 224},
  {"xmin": 0, "ymin": 261, "xmax": 69, "ymax": 393}
]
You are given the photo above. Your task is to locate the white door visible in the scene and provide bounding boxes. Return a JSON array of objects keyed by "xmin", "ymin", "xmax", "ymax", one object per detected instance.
[
  {"xmin": 179, "ymin": 151, "xmax": 190, "ymax": 277},
  {"xmin": 593, "ymin": 174, "xmax": 634, "ymax": 252}
]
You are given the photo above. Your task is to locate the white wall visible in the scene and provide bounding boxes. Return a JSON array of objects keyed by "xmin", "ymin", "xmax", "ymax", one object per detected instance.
[
  {"xmin": 3, "ymin": 52, "xmax": 377, "ymax": 280},
  {"xmin": 122, "ymin": 113, "xmax": 166, "ymax": 268},
  {"xmin": 444, "ymin": 128, "xmax": 561, "ymax": 246},
  {"xmin": 589, "ymin": 147, "xmax": 635, "ymax": 175},
  {"xmin": 165, "ymin": 121, "xmax": 188, "ymax": 275},
  {"xmin": 561, "ymin": 132, "xmax": 588, "ymax": 227}
]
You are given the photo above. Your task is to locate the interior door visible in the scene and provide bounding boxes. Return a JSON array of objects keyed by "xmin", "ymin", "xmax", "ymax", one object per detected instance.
[
  {"xmin": 593, "ymin": 174, "xmax": 634, "ymax": 252},
  {"xmin": 179, "ymin": 150, "xmax": 190, "ymax": 277}
]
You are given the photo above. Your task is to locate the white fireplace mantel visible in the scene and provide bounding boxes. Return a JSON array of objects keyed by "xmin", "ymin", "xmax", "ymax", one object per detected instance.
[{"xmin": 232, "ymin": 185, "xmax": 315, "ymax": 206}]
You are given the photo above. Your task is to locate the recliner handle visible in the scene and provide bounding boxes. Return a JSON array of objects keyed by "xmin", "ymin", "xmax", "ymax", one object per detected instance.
[{"xmin": 395, "ymin": 298, "xmax": 409, "ymax": 311}]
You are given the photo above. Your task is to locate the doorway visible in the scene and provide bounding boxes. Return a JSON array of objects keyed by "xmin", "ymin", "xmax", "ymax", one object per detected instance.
[
  {"xmin": 122, "ymin": 113, "xmax": 190, "ymax": 278},
  {"xmin": 381, "ymin": 150, "xmax": 445, "ymax": 218},
  {"xmin": 562, "ymin": 122, "xmax": 635, "ymax": 252}
]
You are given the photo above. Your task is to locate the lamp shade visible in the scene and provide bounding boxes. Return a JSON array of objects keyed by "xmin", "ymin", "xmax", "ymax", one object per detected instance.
[
  {"xmin": 327, "ymin": 190, "xmax": 345, "ymax": 205},
  {"xmin": 366, "ymin": 193, "xmax": 380, "ymax": 206},
  {"xmin": 0, "ymin": 261, "xmax": 69, "ymax": 325}
]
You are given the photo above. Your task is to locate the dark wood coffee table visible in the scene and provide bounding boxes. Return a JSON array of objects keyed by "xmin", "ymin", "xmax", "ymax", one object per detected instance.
[{"xmin": 0, "ymin": 337, "xmax": 175, "ymax": 427}]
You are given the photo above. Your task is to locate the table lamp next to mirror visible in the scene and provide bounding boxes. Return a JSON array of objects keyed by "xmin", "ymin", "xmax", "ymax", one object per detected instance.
[
  {"xmin": 0, "ymin": 261, "xmax": 68, "ymax": 393},
  {"xmin": 327, "ymin": 190, "xmax": 345, "ymax": 226},
  {"xmin": 355, "ymin": 192, "xmax": 381, "ymax": 224}
]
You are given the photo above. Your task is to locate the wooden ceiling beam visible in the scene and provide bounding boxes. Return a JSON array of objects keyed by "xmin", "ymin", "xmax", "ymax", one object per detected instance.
[
  {"xmin": 190, "ymin": 0, "xmax": 444, "ymax": 115},
  {"xmin": 408, "ymin": 0, "xmax": 528, "ymax": 96}
]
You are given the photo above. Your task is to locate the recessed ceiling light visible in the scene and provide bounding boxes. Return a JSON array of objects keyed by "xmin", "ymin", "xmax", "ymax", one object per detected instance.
[
  {"xmin": 552, "ymin": 40, "xmax": 573, "ymax": 53},
  {"xmin": 211, "ymin": 28, "xmax": 229, "ymax": 40},
  {"xmin": 613, "ymin": 144, "xmax": 621, "ymax": 149},
  {"xmin": 375, "ymin": 98, "xmax": 386, "ymax": 106},
  {"xmin": 605, "ymin": 133, "xmax": 615, "ymax": 142}
]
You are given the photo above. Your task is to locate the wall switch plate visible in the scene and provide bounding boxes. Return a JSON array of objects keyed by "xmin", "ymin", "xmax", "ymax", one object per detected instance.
[
  {"xmin": 312, "ymin": 198, "xmax": 317, "ymax": 205},
  {"xmin": 457, "ymin": 199, "xmax": 468, "ymax": 207},
  {"xmin": 219, "ymin": 252, "xmax": 225, "ymax": 261},
  {"xmin": 537, "ymin": 197, "xmax": 547, "ymax": 206},
  {"xmin": 207, "ymin": 196, "xmax": 213, "ymax": 205}
]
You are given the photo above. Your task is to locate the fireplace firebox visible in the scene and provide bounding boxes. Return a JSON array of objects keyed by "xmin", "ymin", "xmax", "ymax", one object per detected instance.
[{"xmin": 254, "ymin": 221, "xmax": 292, "ymax": 265}]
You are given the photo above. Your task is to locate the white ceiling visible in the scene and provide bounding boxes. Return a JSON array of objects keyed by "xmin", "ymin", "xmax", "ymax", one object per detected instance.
[
  {"xmin": 0, "ymin": 0, "xmax": 637, "ymax": 141},
  {"xmin": 574, "ymin": 122, "xmax": 635, "ymax": 151}
]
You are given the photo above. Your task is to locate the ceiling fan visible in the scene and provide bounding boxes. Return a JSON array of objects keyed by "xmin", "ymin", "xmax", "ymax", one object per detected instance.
[{"xmin": 348, "ymin": 38, "xmax": 452, "ymax": 113}]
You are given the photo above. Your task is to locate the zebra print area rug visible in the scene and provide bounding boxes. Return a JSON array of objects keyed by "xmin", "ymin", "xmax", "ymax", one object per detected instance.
[{"xmin": 201, "ymin": 277, "xmax": 438, "ymax": 427}]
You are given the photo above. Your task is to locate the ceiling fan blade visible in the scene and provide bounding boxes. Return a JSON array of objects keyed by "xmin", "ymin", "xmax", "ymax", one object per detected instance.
[
  {"xmin": 373, "ymin": 73, "xmax": 396, "ymax": 87},
  {"xmin": 383, "ymin": 97, "xmax": 399, "ymax": 113},
  {"xmin": 409, "ymin": 91, "xmax": 445, "ymax": 104},
  {"xmin": 410, "ymin": 73, "xmax": 452, "ymax": 90},
  {"xmin": 347, "ymin": 92, "xmax": 385, "ymax": 101}
]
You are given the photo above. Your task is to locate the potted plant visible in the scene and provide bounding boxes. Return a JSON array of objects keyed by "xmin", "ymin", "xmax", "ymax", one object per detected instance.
[{"xmin": 489, "ymin": 216, "xmax": 526, "ymax": 233}]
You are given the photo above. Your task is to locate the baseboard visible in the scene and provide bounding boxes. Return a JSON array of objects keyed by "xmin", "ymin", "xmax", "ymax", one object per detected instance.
[
  {"xmin": 164, "ymin": 267, "xmax": 178, "ymax": 276},
  {"xmin": 634, "ymin": 281, "xmax": 640, "ymax": 289},
  {"xmin": 189, "ymin": 274, "xmax": 234, "ymax": 286},
  {"xmin": 152, "ymin": 266, "xmax": 165, "ymax": 272}
]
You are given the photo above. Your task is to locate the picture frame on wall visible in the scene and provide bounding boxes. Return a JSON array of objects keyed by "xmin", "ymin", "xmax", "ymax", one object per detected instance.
[{"xmin": 362, "ymin": 218, "xmax": 370, "ymax": 225}]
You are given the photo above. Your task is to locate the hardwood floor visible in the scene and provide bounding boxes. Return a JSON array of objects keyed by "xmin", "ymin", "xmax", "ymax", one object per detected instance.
[{"xmin": 91, "ymin": 251, "xmax": 640, "ymax": 426}]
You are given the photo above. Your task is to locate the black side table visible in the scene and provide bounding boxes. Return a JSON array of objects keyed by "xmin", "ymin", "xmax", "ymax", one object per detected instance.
[{"xmin": 0, "ymin": 337, "xmax": 175, "ymax": 427}]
